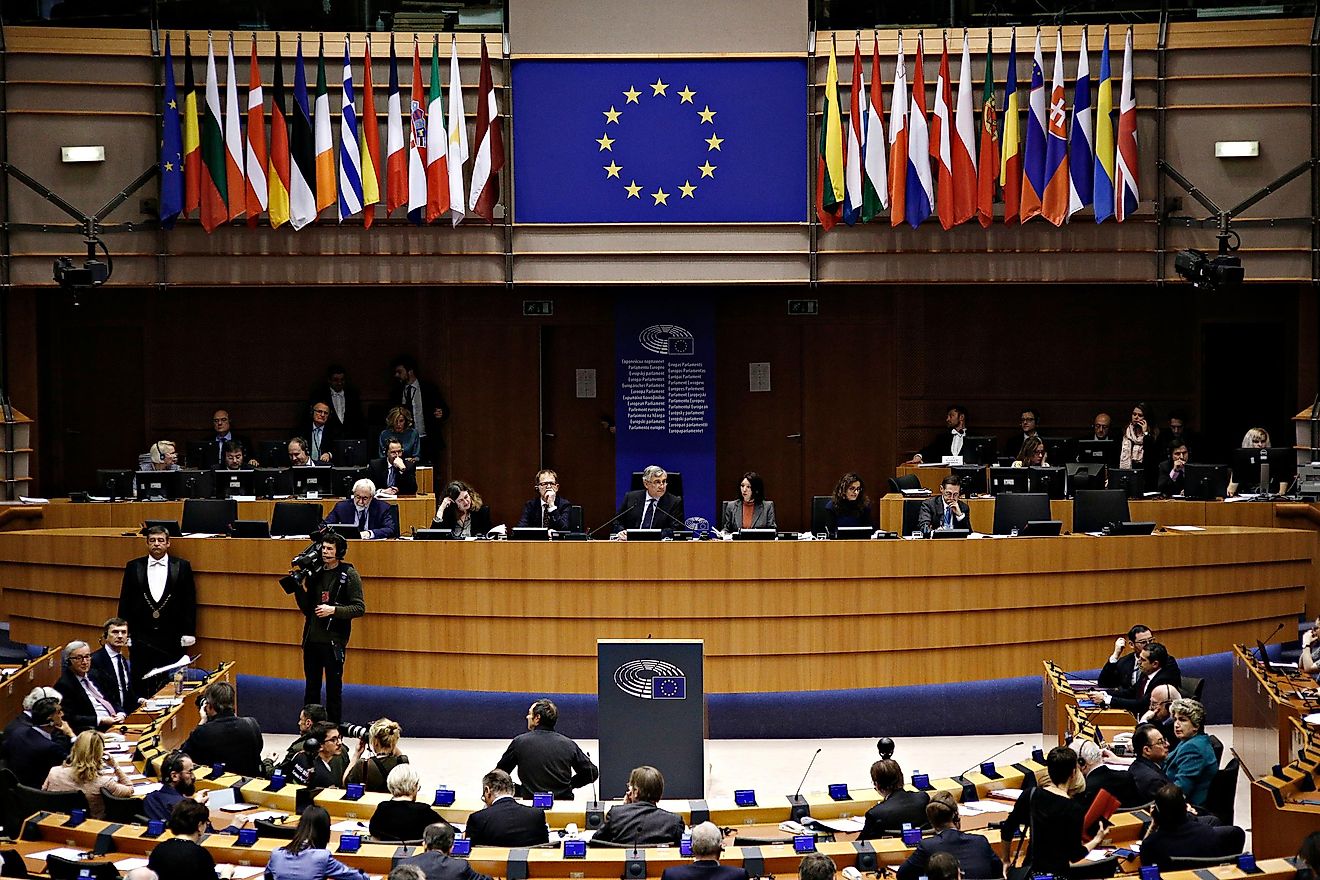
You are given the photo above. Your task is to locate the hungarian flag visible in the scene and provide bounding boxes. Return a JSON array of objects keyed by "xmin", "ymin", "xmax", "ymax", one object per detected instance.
[
  {"xmin": 1115, "ymin": 26, "xmax": 1140, "ymax": 222},
  {"xmin": 182, "ymin": 35, "xmax": 201, "ymax": 216},
  {"xmin": 446, "ymin": 36, "xmax": 469, "ymax": 226},
  {"xmin": 1020, "ymin": 29, "xmax": 1047, "ymax": 224},
  {"xmin": 1000, "ymin": 28, "xmax": 1022, "ymax": 225},
  {"xmin": 314, "ymin": 36, "xmax": 335, "ymax": 215},
  {"xmin": 385, "ymin": 35, "xmax": 408, "ymax": 217},
  {"xmin": 289, "ymin": 36, "xmax": 317, "ymax": 230},
  {"xmin": 159, "ymin": 34, "xmax": 184, "ymax": 229},
  {"xmin": 815, "ymin": 36, "xmax": 844, "ymax": 231},
  {"xmin": 842, "ymin": 39, "xmax": 865, "ymax": 226},
  {"xmin": 1068, "ymin": 27, "xmax": 1094, "ymax": 219},
  {"xmin": 223, "ymin": 35, "xmax": 245, "ymax": 221},
  {"xmin": 407, "ymin": 39, "xmax": 428, "ymax": 224},
  {"xmin": 904, "ymin": 32, "xmax": 933, "ymax": 229},
  {"xmin": 1092, "ymin": 27, "xmax": 1116, "ymax": 224},
  {"xmin": 952, "ymin": 31, "xmax": 978, "ymax": 226},
  {"xmin": 244, "ymin": 36, "xmax": 268, "ymax": 228},
  {"xmin": 425, "ymin": 36, "xmax": 449, "ymax": 223},
  {"xmin": 975, "ymin": 33, "xmax": 999, "ymax": 228},
  {"xmin": 1041, "ymin": 31, "xmax": 1070, "ymax": 227},
  {"xmin": 929, "ymin": 33, "xmax": 954, "ymax": 230},
  {"xmin": 468, "ymin": 34, "xmax": 504, "ymax": 222},
  {"xmin": 199, "ymin": 35, "xmax": 229, "ymax": 233},
  {"xmin": 888, "ymin": 33, "xmax": 908, "ymax": 227},
  {"xmin": 861, "ymin": 35, "xmax": 887, "ymax": 220},
  {"xmin": 359, "ymin": 35, "xmax": 382, "ymax": 227},
  {"xmin": 267, "ymin": 34, "xmax": 292, "ymax": 229},
  {"xmin": 337, "ymin": 35, "xmax": 364, "ymax": 222}
]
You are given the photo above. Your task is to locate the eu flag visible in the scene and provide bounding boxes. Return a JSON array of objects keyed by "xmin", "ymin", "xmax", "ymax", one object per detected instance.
[
  {"xmin": 159, "ymin": 35, "xmax": 185, "ymax": 229},
  {"xmin": 513, "ymin": 59, "xmax": 807, "ymax": 223},
  {"xmin": 651, "ymin": 675, "xmax": 686, "ymax": 700}
]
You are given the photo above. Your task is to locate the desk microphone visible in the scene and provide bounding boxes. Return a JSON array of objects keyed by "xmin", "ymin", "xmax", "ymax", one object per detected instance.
[
  {"xmin": 793, "ymin": 747, "xmax": 822, "ymax": 799},
  {"xmin": 588, "ymin": 504, "xmax": 636, "ymax": 538},
  {"xmin": 956, "ymin": 741, "xmax": 1024, "ymax": 781},
  {"xmin": 650, "ymin": 502, "xmax": 688, "ymax": 534},
  {"xmin": 1258, "ymin": 622, "xmax": 1285, "ymax": 660}
]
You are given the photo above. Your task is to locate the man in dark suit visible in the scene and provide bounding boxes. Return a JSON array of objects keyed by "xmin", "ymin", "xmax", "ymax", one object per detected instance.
[
  {"xmin": 917, "ymin": 476, "xmax": 972, "ymax": 536},
  {"xmin": 465, "ymin": 770, "xmax": 549, "ymax": 848},
  {"xmin": 1099, "ymin": 624, "xmax": 1160, "ymax": 689},
  {"xmin": 1, "ymin": 685, "xmax": 62, "ymax": 743},
  {"xmin": 905, "ymin": 405, "xmax": 969, "ymax": 465},
  {"xmin": 1141, "ymin": 784, "xmax": 1246, "ymax": 867},
  {"xmin": 1100, "ymin": 642, "xmax": 1181, "ymax": 717},
  {"xmin": 179, "ymin": 681, "xmax": 263, "ymax": 777},
  {"xmin": 293, "ymin": 401, "xmax": 343, "ymax": 464},
  {"xmin": 496, "ymin": 699, "xmax": 598, "ymax": 800},
  {"xmin": 1003, "ymin": 407, "xmax": 1041, "ymax": 459},
  {"xmin": 660, "ymin": 821, "xmax": 749, "ymax": 880},
  {"xmin": 1157, "ymin": 440, "xmax": 1190, "ymax": 497},
  {"xmin": 896, "ymin": 791, "xmax": 1002, "ymax": 880},
  {"xmin": 89, "ymin": 617, "xmax": 140, "ymax": 714},
  {"xmin": 1130, "ymin": 724, "xmax": 1173, "ymax": 803},
  {"xmin": 593, "ymin": 765, "xmax": 685, "ymax": 845},
  {"xmin": 2, "ymin": 696, "xmax": 73, "ymax": 787},
  {"xmin": 1077, "ymin": 740, "xmax": 1142, "ymax": 811},
  {"xmin": 401, "ymin": 821, "xmax": 495, "ymax": 880},
  {"xmin": 312, "ymin": 364, "xmax": 365, "ymax": 439},
  {"xmin": 118, "ymin": 526, "xmax": 197, "ymax": 698},
  {"xmin": 612, "ymin": 465, "xmax": 685, "ymax": 538},
  {"xmin": 367, "ymin": 440, "xmax": 418, "ymax": 496},
  {"xmin": 515, "ymin": 469, "xmax": 574, "ymax": 531},
  {"xmin": 858, "ymin": 759, "xmax": 931, "ymax": 840},
  {"xmin": 325, "ymin": 479, "xmax": 399, "ymax": 539},
  {"xmin": 56, "ymin": 640, "xmax": 125, "ymax": 733},
  {"xmin": 201, "ymin": 410, "xmax": 253, "ymax": 469},
  {"xmin": 393, "ymin": 355, "xmax": 450, "ymax": 466}
]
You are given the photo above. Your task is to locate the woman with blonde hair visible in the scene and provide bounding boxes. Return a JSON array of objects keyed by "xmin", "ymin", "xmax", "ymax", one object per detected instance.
[
  {"xmin": 344, "ymin": 717, "xmax": 409, "ymax": 792},
  {"xmin": 378, "ymin": 406, "xmax": 420, "ymax": 460},
  {"xmin": 43, "ymin": 730, "xmax": 135, "ymax": 818}
]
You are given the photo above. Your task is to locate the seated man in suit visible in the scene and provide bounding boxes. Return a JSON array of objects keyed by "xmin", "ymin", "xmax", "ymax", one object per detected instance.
[
  {"xmin": 660, "ymin": 821, "xmax": 748, "ymax": 880},
  {"xmin": 1129, "ymin": 723, "xmax": 1173, "ymax": 803},
  {"xmin": 918, "ymin": 476, "xmax": 972, "ymax": 536},
  {"xmin": 1100, "ymin": 624, "xmax": 1163, "ymax": 689},
  {"xmin": 2, "ymin": 696, "xmax": 73, "ymax": 787},
  {"xmin": 179, "ymin": 681, "xmax": 263, "ymax": 777},
  {"xmin": 2, "ymin": 685, "xmax": 62, "ymax": 742},
  {"xmin": 367, "ymin": 440, "xmax": 418, "ymax": 496},
  {"xmin": 858, "ymin": 759, "xmax": 930, "ymax": 840},
  {"xmin": 1077, "ymin": 739, "xmax": 1141, "ymax": 811},
  {"xmin": 593, "ymin": 765, "xmax": 685, "ymax": 845},
  {"xmin": 56, "ymin": 640, "xmax": 125, "ymax": 733},
  {"xmin": 1140, "ymin": 784, "xmax": 1245, "ymax": 867},
  {"xmin": 401, "ymin": 822, "xmax": 494, "ymax": 880},
  {"xmin": 294, "ymin": 401, "xmax": 342, "ymax": 464},
  {"xmin": 465, "ymin": 769, "xmax": 549, "ymax": 848},
  {"xmin": 516, "ymin": 469, "xmax": 574, "ymax": 531},
  {"xmin": 203, "ymin": 410, "xmax": 253, "ymax": 469},
  {"xmin": 143, "ymin": 750, "xmax": 209, "ymax": 821},
  {"xmin": 325, "ymin": 479, "xmax": 399, "ymax": 540},
  {"xmin": 798, "ymin": 853, "xmax": 837, "ymax": 880},
  {"xmin": 89, "ymin": 617, "xmax": 141, "ymax": 715},
  {"xmin": 1098, "ymin": 642, "xmax": 1181, "ymax": 717},
  {"xmin": 1157, "ymin": 440, "xmax": 1190, "ymax": 497},
  {"xmin": 905, "ymin": 405, "xmax": 970, "ymax": 465},
  {"xmin": 496, "ymin": 699, "xmax": 598, "ymax": 800},
  {"xmin": 1139, "ymin": 684, "xmax": 1180, "ymax": 747},
  {"xmin": 612, "ymin": 465, "xmax": 685, "ymax": 540},
  {"xmin": 896, "ymin": 791, "xmax": 1002, "ymax": 880}
]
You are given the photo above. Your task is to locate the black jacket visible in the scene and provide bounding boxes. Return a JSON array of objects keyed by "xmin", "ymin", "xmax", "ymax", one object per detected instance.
[
  {"xmin": 1108, "ymin": 663, "xmax": 1182, "ymax": 716},
  {"xmin": 55, "ymin": 668, "xmax": 114, "ymax": 734},
  {"xmin": 516, "ymin": 497, "xmax": 575, "ymax": 530},
  {"xmin": 89, "ymin": 647, "xmax": 134, "ymax": 713},
  {"xmin": 464, "ymin": 797, "xmax": 550, "ymax": 848},
  {"xmin": 858, "ymin": 789, "xmax": 931, "ymax": 840},
  {"xmin": 593, "ymin": 800, "xmax": 685, "ymax": 845},
  {"xmin": 661, "ymin": 862, "xmax": 751, "ymax": 880},
  {"xmin": 369, "ymin": 800, "xmax": 446, "ymax": 842},
  {"xmin": 2, "ymin": 721, "xmax": 71, "ymax": 787},
  {"xmin": 917, "ymin": 497, "xmax": 972, "ymax": 535},
  {"xmin": 367, "ymin": 457, "xmax": 418, "ymax": 495},
  {"xmin": 1142, "ymin": 820, "xmax": 1246, "ymax": 867},
  {"xmin": 495, "ymin": 728, "xmax": 598, "ymax": 800},
  {"xmin": 180, "ymin": 712, "xmax": 264, "ymax": 777},
  {"xmin": 613, "ymin": 490, "xmax": 686, "ymax": 533},
  {"xmin": 896, "ymin": 828, "xmax": 1003, "ymax": 880},
  {"xmin": 1130, "ymin": 756, "xmax": 1170, "ymax": 803},
  {"xmin": 400, "ymin": 851, "xmax": 493, "ymax": 880}
]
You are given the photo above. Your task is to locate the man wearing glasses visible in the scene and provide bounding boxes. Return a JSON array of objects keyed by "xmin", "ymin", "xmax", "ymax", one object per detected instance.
[
  {"xmin": 516, "ymin": 470, "xmax": 575, "ymax": 531},
  {"xmin": 55, "ymin": 641, "xmax": 126, "ymax": 733},
  {"xmin": 1003, "ymin": 408, "xmax": 1041, "ymax": 458},
  {"xmin": 1098, "ymin": 625, "xmax": 1180, "ymax": 689},
  {"xmin": 612, "ymin": 465, "xmax": 685, "ymax": 540},
  {"xmin": 1140, "ymin": 684, "xmax": 1181, "ymax": 747},
  {"xmin": 290, "ymin": 720, "xmax": 349, "ymax": 788}
]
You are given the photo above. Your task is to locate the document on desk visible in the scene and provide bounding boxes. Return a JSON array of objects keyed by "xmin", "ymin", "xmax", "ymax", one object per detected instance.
[
  {"xmin": 960, "ymin": 800, "xmax": 1015, "ymax": 814},
  {"xmin": 1165, "ymin": 525, "xmax": 1205, "ymax": 532},
  {"xmin": 332, "ymin": 819, "xmax": 370, "ymax": 832},
  {"xmin": 207, "ymin": 787, "xmax": 238, "ymax": 809},
  {"xmin": 988, "ymin": 788, "xmax": 1023, "ymax": 801},
  {"xmin": 115, "ymin": 858, "xmax": 151, "ymax": 871},
  {"xmin": 27, "ymin": 848, "xmax": 87, "ymax": 862},
  {"xmin": 804, "ymin": 816, "xmax": 865, "ymax": 833},
  {"xmin": 133, "ymin": 782, "xmax": 164, "ymax": 795},
  {"xmin": 18, "ymin": 496, "xmax": 49, "ymax": 504}
]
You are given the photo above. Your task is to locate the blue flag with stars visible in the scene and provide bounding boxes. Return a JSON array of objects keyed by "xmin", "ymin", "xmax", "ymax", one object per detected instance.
[
  {"xmin": 159, "ymin": 34, "xmax": 185, "ymax": 229},
  {"xmin": 513, "ymin": 59, "xmax": 806, "ymax": 223}
]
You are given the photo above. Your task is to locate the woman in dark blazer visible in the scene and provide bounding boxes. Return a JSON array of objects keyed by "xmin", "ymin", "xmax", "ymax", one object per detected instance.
[
  {"xmin": 720, "ymin": 471, "xmax": 777, "ymax": 534},
  {"xmin": 433, "ymin": 480, "xmax": 495, "ymax": 537},
  {"xmin": 823, "ymin": 472, "xmax": 873, "ymax": 534}
]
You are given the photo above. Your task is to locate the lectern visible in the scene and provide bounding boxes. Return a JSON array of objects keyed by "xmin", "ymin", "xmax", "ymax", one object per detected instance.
[{"xmin": 597, "ymin": 639, "xmax": 706, "ymax": 799}]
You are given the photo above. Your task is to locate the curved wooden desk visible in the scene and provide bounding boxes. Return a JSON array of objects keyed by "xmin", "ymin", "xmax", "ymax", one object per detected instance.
[{"xmin": 0, "ymin": 526, "xmax": 1310, "ymax": 695}]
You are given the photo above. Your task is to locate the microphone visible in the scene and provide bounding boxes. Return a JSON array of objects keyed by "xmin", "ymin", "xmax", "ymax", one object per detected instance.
[
  {"xmin": 588, "ymin": 504, "xmax": 636, "ymax": 538},
  {"xmin": 1261, "ymin": 622, "xmax": 1285, "ymax": 647},
  {"xmin": 651, "ymin": 501, "xmax": 688, "ymax": 533},
  {"xmin": 787, "ymin": 747, "xmax": 821, "ymax": 821},
  {"xmin": 956, "ymin": 741, "xmax": 1025, "ymax": 781},
  {"xmin": 794, "ymin": 747, "xmax": 822, "ymax": 799}
]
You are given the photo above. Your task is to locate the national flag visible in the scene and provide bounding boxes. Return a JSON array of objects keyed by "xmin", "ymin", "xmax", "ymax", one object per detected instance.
[
  {"xmin": 314, "ymin": 36, "xmax": 335, "ymax": 215},
  {"xmin": 182, "ymin": 35, "xmax": 201, "ymax": 216},
  {"xmin": 359, "ymin": 35, "xmax": 382, "ymax": 227},
  {"xmin": 1000, "ymin": 29, "xmax": 1022, "ymax": 225},
  {"xmin": 338, "ymin": 36, "xmax": 364, "ymax": 221},
  {"xmin": 861, "ymin": 35, "xmax": 887, "ymax": 220},
  {"xmin": 159, "ymin": 35, "xmax": 184, "ymax": 229},
  {"xmin": 953, "ymin": 31, "xmax": 978, "ymax": 226},
  {"xmin": 1115, "ymin": 26, "xmax": 1140, "ymax": 222},
  {"xmin": 244, "ymin": 36, "xmax": 268, "ymax": 227},
  {"xmin": 199, "ymin": 35, "xmax": 229, "ymax": 233},
  {"xmin": 975, "ymin": 32, "xmax": 999, "ymax": 228},
  {"xmin": 425, "ymin": 36, "xmax": 449, "ymax": 222},
  {"xmin": 289, "ymin": 36, "xmax": 317, "ymax": 230},
  {"xmin": 446, "ymin": 36, "xmax": 468, "ymax": 226},
  {"xmin": 407, "ymin": 39, "xmax": 428, "ymax": 224},
  {"xmin": 904, "ymin": 32, "xmax": 933, "ymax": 229},
  {"xmin": 224, "ymin": 35, "xmax": 246, "ymax": 221},
  {"xmin": 267, "ymin": 35, "xmax": 291, "ymax": 229},
  {"xmin": 815, "ymin": 36, "xmax": 845, "ymax": 231},
  {"xmin": 1093, "ymin": 27, "xmax": 1116, "ymax": 224},
  {"xmin": 1068, "ymin": 27, "xmax": 1094, "ymax": 219},
  {"xmin": 930, "ymin": 33, "xmax": 954, "ymax": 230},
  {"xmin": 1041, "ymin": 31, "xmax": 1070, "ymax": 226},
  {"xmin": 843, "ymin": 38, "xmax": 865, "ymax": 226},
  {"xmin": 468, "ymin": 34, "xmax": 504, "ymax": 222},
  {"xmin": 385, "ymin": 35, "xmax": 407, "ymax": 217},
  {"xmin": 1020, "ymin": 29, "xmax": 1047, "ymax": 223},
  {"xmin": 888, "ymin": 33, "xmax": 908, "ymax": 227}
]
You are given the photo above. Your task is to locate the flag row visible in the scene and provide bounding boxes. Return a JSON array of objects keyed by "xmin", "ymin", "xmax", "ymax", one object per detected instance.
[
  {"xmin": 159, "ymin": 32, "xmax": 504, "ymax": 232},
  {"xmin": 817, "ymin": 25, "xmax": 1140, "ymax": 231}
]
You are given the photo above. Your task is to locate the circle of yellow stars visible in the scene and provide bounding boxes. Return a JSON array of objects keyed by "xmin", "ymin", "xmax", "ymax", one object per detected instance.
[{"xmin": 595, "ymin": 78, "xmax": 723, "ymax": 206}]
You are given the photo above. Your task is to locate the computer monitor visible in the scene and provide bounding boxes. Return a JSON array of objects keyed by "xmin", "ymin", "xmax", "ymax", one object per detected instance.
[
  {"xmin": 214, "ymin": 469, "xmax": 258, "ymax": 499},
  {"xmin": 1106, "ymin": 468, "xmax": 1145, "ymax": 498},
  {"xmin": 186, "ymin": 441, "xmax": 217, "ymax": 470},
  {"xmin": 332, "ymin": 467, "xmax": 367, "ymax": 498},
  {"xmin": 1073, "ymin": 489, "xmax": 1131, "ymax": 534},
  {"xmin": 960, "ymin": 436, "xmax": 997, "ymax": 466},
  {"xmin": 258, "ymin": 440, "xmax": 288, "ymax": 469},
  {"xmin": 254, "ymin": 468, "xmax": 292, "ymax": 498},
  {"xmin": 1040, "ymin": 437, "xmax": 1073, "ymax": 466},
  {"xmin": 94, "ymin": 469, "xmax": 135, "ymax": 500},
  {"xmin": 1184, "ymin": 463, "xmax": 1229, "ymax": 501},
  {"xmin": 988, "ymin": 466, "xmax": 1029, "ymax": 495},
  {"xmin": 332, "ymin": 439, "xmax": 370, "ymax": 467},
  {"xmin": 135, "ymin": 470, "xmax": 181, "ymax": 501},
  {"xmin": 290, "ymin": 467, "xmax": 334, "ymax": 498},
  {"xmin": 176, "ymin": 469, "xmax": 214, "ymax": 500},
  {"xmin": 949, "ymin": 465, "xmax": 988, "ymax": 496},
  {"xmin": 1230, "ymin": 447, "xmax": 1297, "ymax": 493},
  {"xmin": 628, "ymin": 471, "xmax": 684, "ymax": 498},
  {"xmin": 1075, "ymin": 439, "xmax": 1119, "ymax": 466},
  {"xmin": 991, "ymin": 493, "xmax": 1051, "ymax": 535},
  {"xmin": 1027, "ymin": 466, "xmax": 1066, "ymax": 499},
  {"xmin": 1066, "ymin": 463, "xmax": 1107, "ymax": 496}
]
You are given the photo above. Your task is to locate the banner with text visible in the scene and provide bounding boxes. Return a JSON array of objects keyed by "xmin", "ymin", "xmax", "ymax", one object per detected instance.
[{"xmin": 614, "ymin": 298, "xmax": 716, "ymax": 528}]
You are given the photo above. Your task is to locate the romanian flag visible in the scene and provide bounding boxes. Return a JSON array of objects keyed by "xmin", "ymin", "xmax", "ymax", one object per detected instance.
[
  {"xmin": 1115, "ymin": 26, "xmax": 1139, "ymax": 222},
  {"xmin": 223, "ymin": 35, "xmax": 245, "ymax": 221},
  {"xmin": 1092, "ymin": 27, "xmax": 1115, "ymax": 224},
  {"xmin": 816, "ymin": 36, "xmax": 845, "ymax": 231},
  {"xmin": 199, "ymin": 35, "xmax": 229, "ymax": 233},
  {"xmin": 267, "ymin": 34, "xmax": 292, "ymax": 230},
  {"xmin": 976, "ymin": 32, "xmax": 999, "ymax": 228},
  {"xmin": 314, "ymin": 36, "xmax": 335, "ymax": 215},
  {"xmin": 407, "ymin": 39, "xmax": 428, "ymax": 224},
  {"xmin": 843, "ymin": 38, "xmax": 865, "ymax": 226},
  {"xmin": 1000, "ymin": 29, "xmax": 1022, "ymax": 225},
  {"xmin": 904, "ymin": 32, "xmax": 933, "ymax": 229},
  {"xmin": 861, "ymin": 35, "xmax": 887, "ymax": 220},
  {"xmin": 159, "ymin": 35, "xmax": 184, "ymax": 229},
  {"xmin": 426, "ymin": 36, "xmax": 449, "ymax": 223},
  {"xmin": 888, "ymin": 33, "xmax": 908, "ymax": 227},
  {"xmin": 1068, "ymin": 27, "xmax": 1094, "ymax": 219},
  {"xmin": 952, "ymin": 31, "xmax": 978, "ymax": 226},
  {"xmin": 385, "ymin": 35, "xmax": 407, "ymax": 217},
  {"xmin": 337, "ymin": 35, "xmax": 364, "ymax": 222},
  {"xmin": 244, "ymin": 36, "xmax": 268, "ymax": 228},
  {"xmin": 359, "ymin": 35, "xmax": 382, "ymax": 227},
  {"xmin": 468, "ymin": 34, "xmax": 504, "ymax": 222},
  {"xmin": 182, "ymin": 35, "xmax": 201, "ymax": 217},
  {"xmin": 289, "ymin": 36, "xmax": 317, "ymax": 230},
  {"xmin": 929, "ymin": 33, "xmax": 954, "ymax": 230},
  {"xmin": 1041, "ymin": 31, "xmax": 1070, "ymax": 227},
  {"xmin": 1020, "ymin": 29, "xmax": 1047, "ymax": 224}
]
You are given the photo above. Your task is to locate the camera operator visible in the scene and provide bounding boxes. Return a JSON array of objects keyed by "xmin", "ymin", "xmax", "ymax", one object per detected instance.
[
  {"xmin": 290, "ymin": 720, "xmax": 349, "ymax": 788},
  {"xmin": 288, "ymin": 531, "xmax": 365, "ymax": 723},
  {"xmin": 343, "ymin": 717, "xmax": 408, "ymax": 792}
]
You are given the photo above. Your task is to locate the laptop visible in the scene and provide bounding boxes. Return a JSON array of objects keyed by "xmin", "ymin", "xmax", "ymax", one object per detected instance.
[
  {"xmin": 1019, "ymin": 520, "xmax": 1063, "ymax": 537},
  {"xmin": 231, "ymin": 520, "xmax": 271, "ymax": 539},
  {"xmin": 325, "ymin": 524, "xmax": 360, "ymax": 540},
  {"xmin": 510, "ymin": 527, "xmax": 551, "ymax": 541},
  {"xmin": 141, "ymin": 519, "xmax": 182, "ymax": 537}
]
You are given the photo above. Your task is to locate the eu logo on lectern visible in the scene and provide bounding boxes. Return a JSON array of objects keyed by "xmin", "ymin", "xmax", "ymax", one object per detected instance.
[{"xmin": 512, "ymin": 58, "xmax": 808, "ymax": 223}]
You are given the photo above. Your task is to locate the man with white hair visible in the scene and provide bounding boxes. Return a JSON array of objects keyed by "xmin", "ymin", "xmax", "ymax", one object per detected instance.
[
  {"xmin": 1, "ymin": 684, "xmax": 62, "ymax": 740},
  {"xmin": 1076, "ymin": 738, "xmax": 1140, "ymax": 810},
  {"xmin": 612, "ymin": 465, "xmax": 686, "ymax": 539},
  {"xmin": 1, "ymin": 695, "xmax": 72, "ymax": 786},
  {"xmin": 55, "ymin": 640, "xmax": 125, "ymax": 732},
  {"xmin": 660, "ymin": 822, "xmax": 748, "ymax": 880},
  {"xmin": 1140, "ymin": 683, "xmax": 1180, "ymax": 747},
  {"xmin": 325, "ymin": 478, "xmax": 399, "ymax": 539}
]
